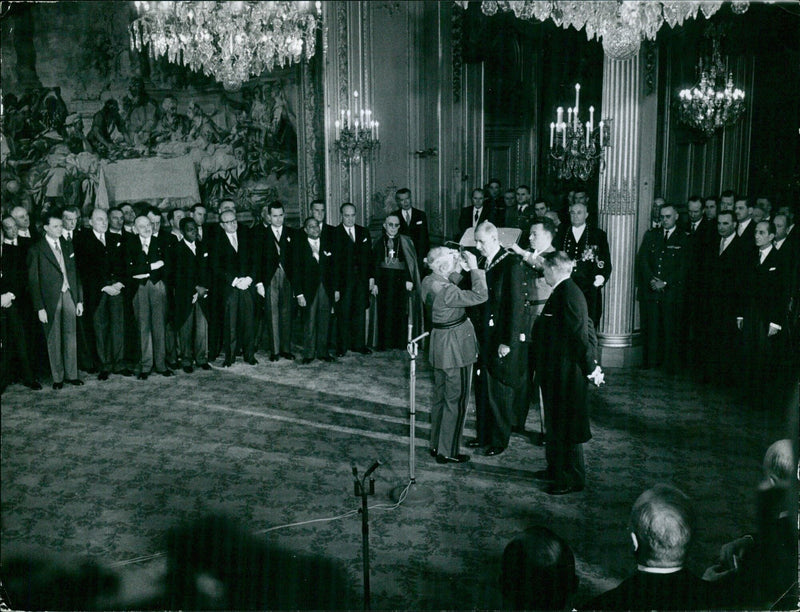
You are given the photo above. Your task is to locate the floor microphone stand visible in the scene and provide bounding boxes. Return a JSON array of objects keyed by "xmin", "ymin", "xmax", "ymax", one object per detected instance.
[
  {"xmin": 390, "ymin": 300, "xmax": 433, "ymax": 504},
  {"xmin": 353, "ymin": 461, "xmax": 381, "ymax": 610}
]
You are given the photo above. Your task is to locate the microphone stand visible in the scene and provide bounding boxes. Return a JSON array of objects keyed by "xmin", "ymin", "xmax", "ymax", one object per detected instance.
[
  {"xmin": 353, "ymin": 461, "xmax": 381, "ymax": 610},
  {"xmin": 391, "ymin": 293, "xmax": 434, "ymax": 504}
]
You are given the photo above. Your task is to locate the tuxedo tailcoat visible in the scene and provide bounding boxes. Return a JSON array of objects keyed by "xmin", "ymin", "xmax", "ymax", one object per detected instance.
[
  {"xmin": 392, "ymin": 207, "xmax": 430, "ymax": 263},
  {"xmin": 294, "ymin": 235, "xmax": 337, "ymax": 359},
  {"xmin": 211, "ymin": 229, "xmax": 255, "ymax": 362},
  {"xmin": 333, "ymin": 224, "xmax": 372, "ymax": 352},
  {"xmin": 169, "ymin": 239, "xmax": 210, "ymax": 366},
  {"xmin": 252, "ymin": 223, "xmax": 295, "ymax": 355}
]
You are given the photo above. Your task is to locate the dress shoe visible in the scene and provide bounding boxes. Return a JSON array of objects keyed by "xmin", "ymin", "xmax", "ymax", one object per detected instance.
[
  {"xmin": 269, "ymin": 353, "xmax": 279, "ymax": 362},
  {"xmin": 484, "ymin": 446, "xmax": 506, "ymax": 457},
  {"xmin": 222, "ymin": 359, "xmax": 233, "ymax": 367},
  {"xmin": 66, "ymin": 379, "xmax": 84, "ymax": 386},
  {"xmin": 279, "ymin": 352, "xmax": 295, "ymax": 361},
  {"xmin": 24, "ymin": 380, "xmax": 42, "ymax": 390},
  {"xmin": 167, "ymin": 361, "xmax": 179, "ymax": 370},
  {"xmin": 533, "ymin": 469, "xmax": 554, "ymax": 481},
  {"xmin": 117, "ymin": 369, "xmax": 134, "ymax": 377},
  {"xmin": 436, "ymin": 454, "xmax": 470, "ymax": 464},
  {"xmin": 546, "ymin": 483, "xmax": 584, "ymax": 496},
  {"xmin": 320, "ymin": 355, "xmax": 336, "ymax": 363},
  {"xmin": 429, "ymin": 447, "xmax": 438, "ymax": 458},
  {"xmin": 245, "ymin": 357, "xmax": 259, "ymax": 366},
  {"xmin": 200, "ymin": 363, "xmax": 212, "ymax": 371},
  {"xmin": 335, "ymin": 350, "xmax": 346, "ymax": 358},
  {"xmin": 182, "ymin": 365, "xmax": 194, "ymax": 374},
  {"xmin": 301, "ymin": 358, "xmax": 314, "ymax": 365},
  {"xmin": 466, "ymin": 438, "xmax": 484, "ymax": 448},
  {"xmin": 355, "ymin": 346, "xmax": 372, "ymax": 355},
  {"xmin": 137, "ymin": 372, "xmax": 149, "ymax": 380},
  {"xmin": 98, "ymin": 371, "xmax": 110, "ymax": 381},
  {"xmin": 52, "ymin": 381, "xmax": 64, "ymax": 390},
  {"xmin": 159, "ymin": 369, "xmax": 174, "ymax": 377}
]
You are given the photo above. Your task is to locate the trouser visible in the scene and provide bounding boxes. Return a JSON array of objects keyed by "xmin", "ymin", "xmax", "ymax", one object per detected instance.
[
  {"xmin": 512, "ymin": 342, "xmax": 532, "ymax": 430},
  {"xmin": 302, "ymin": 285, "xmax": 331, "ymax": 360},
  {"xmin": 92, "ymin": 292, "xmax": 125, "ymax": 372},
  {"xmin": 44, "ymin": 290, "xmax": 78, "ymax": 383},
  {"xmin": 0, "ymin": 304, "xmax": 35, "ymax": 386},
  {"xmin": 224, "ymin": 289, "xmax": 254, "ymax": 362},
  {"xmin": 133, "ymin": 280, "xmax": 166, "ymax": 373},
  {"xmin": 546, "ymin": 440, "xmax": 585, "ymax": 489},
  {"xmin": 473, "ymin": 359, "xmax": 491, "ymax": 445},
  {"xmin": 263, "ymin": 267, "xmax": 292, "ymax": 354},
  {"xmin": 431, "ymin": 365, "xmax": 473, "ymax": 457},
  {"xmin": 178, "ymin": 304, "xmax": 208, "ymax": 367},
  {"xmin": 336, "ymin": 282, "xmax": 368, "ymax": 351},
  {"xmin": 486, "ymin": 370, "xmax": 515, "ymax": 448}
]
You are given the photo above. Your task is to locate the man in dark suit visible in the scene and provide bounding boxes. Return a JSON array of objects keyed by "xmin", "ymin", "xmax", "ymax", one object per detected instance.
[
  {"xmin": 309, "ymin": 199, "xmax": 338, "ymax": 355},
  {"xmin": 555, "ymin": 200, "xmax": 612, "ymax": 324},
  {"xmin": 75, "ymin": 208, "xmax": 128, "ymax": 380},
  {"xmin": 392, "ymin": 188, "xmax": 429, "ymax": 266},
  {"xmin": 457, "ymin": 188, "xmax": 492, "ymax": 238},
  {"xmin": 61, "ymin": 205, "xmax": 96, "ymax": 372},
  {"xmin": 683, "ymin": 196, "xmax": 712, "ymax": 376},
  {"xmin": 253, "ymin": 201, "xmax": 295, "ymax": 362},
  {"xmin": 11, "ymin": 205, "xmax": 40, "ymax": 241},
  {"xmin": 737, "ymin": 221, "xmax": 792, "ymax": 409},
  {"xmin": 212, "ymin": 209, "xmax": 257, "ymax": 367},
  {"xmin": 467, "ymin": 221, "xmax": 521, "ymax": 457},
  {"xmin": 1, "ymin": 217, "xmax": 40, "ymax": 390},
  {"xmin": 637, "ymin": 204, "xmax": 689, "ymax": 373},
  {"xmin": 125, "ymin": 214, "xmax": 173, "ymax": 379},
  {"xmin": 27, "ymin": 210, "xmax": 84, "ymax": 389},
  {"xmin": 534, "ymin": 251, "xmax": 601, "ymax": 495},
  {"xmin": 333, "ymin": 203, "xmax": 372, "ymax": 356},
  {"xmin": 582, "ymin": 484, "xmax": 720, "ymax": 610},
  {"xmin": 734, "ymin": 197, "xmax": 756, "ymax": 253},
  {"xmin": 294, "ymin": 217, "xmax": 337, "ymax": 364},
  {"xmin": 169, "ymin": 218, "xmax": 211, "ymax": 373},
  {"xmin": 504, "ymin": 185, "xmax": 537, "ymax": 248}
]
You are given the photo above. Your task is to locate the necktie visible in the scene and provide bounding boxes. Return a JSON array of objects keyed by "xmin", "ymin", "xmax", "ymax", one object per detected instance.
[
  {"xmin": 474, "ymin": 209, "xmax": 480, "ymax": 225},
  {"xmin": 54, "ymin": 241, "xmax": 69, "ymax": 292},
  {"xmin": 719, "ymin": 238, "xmax": 725, "ymax": 255},
  {"xmin": 99, "ymin": 233, "xmax": 105, "ymax": 247},
  {"xmin": 404, "ymin": 210, "xmax": 411, "ymax": 225},
  {"xmin": 760, "ymin": 250, "xmax": 766, "ymax": 265},
  {"xmin": 142, "ymin": 240, "xmax": 149, "ymax": 255},
  {"xmin": 664, "ymin": 230, "xmax": 669, "ymax": 241},
  {"xmin": 310, "ymin": 239, "xmax": 319, "ymax": 261},
  {"xmin": 231, "ymin": 233, "xmax": 238, "ymax": 252},
  {"xmin": 348, "ymin": 227, "xmax": 355, "ymax": 242}
]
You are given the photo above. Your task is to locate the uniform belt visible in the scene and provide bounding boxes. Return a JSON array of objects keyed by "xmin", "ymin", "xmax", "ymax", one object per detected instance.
[
  {"xmin": 524, "ymin": 299, "xmax": 546, "ymax": 308},
  {"xmin": 432, "ymin": 315, "xmax": 467, "ymax": 330}
]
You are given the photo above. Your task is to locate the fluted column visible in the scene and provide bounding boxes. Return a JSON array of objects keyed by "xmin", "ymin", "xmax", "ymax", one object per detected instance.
[{"xmin": 596, "ymin": 49, "xmax": 657, "ymax": 367}]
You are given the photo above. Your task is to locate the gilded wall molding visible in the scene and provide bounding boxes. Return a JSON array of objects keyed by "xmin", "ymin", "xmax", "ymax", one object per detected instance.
[{"xmin": 336, "ymin": 1, "xmax": 351, "ymax": 200}]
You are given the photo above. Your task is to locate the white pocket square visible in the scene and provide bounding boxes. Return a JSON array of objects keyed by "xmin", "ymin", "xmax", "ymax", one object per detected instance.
[
  {"xmin": 203, "ymin": 252, "xmax": 209, "ymax": 257},
  {"xmin": 323, "ymin": 251, "xmax": 332, "ymax": 257},
  {"xmin": 69, "ymin": 252, "xmax": 75, "ymax": 258},
  {"xmin": 415, "ymin": 220, "xmax": 422, "ymax": 225},
  {"xmin": 362, "ymin": 238, "xmax": 368, "ymax": 242},
  {"xmin": 769, "ymin": 267, "xmax": 776, "ymax": 271}
]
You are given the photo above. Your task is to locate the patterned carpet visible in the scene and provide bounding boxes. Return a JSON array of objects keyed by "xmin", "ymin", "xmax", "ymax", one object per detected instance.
[{"xmin": 0, "ymin": 348, "xmax": 795, "ymax": 609}]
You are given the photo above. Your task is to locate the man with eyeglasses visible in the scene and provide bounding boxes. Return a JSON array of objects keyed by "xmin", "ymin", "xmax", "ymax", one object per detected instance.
[
  {"xmin": 370, "ymin": 214, "xmax": 423, "ymax": 350},
  {"xmin": 211, "ymin": 207, "xmax": 257, "ymax": 367}
]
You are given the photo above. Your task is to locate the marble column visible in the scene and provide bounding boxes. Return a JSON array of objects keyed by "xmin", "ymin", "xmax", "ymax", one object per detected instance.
[{"xmin": 596, "ymin": 48, "xmax": 658, "ymax": 367}]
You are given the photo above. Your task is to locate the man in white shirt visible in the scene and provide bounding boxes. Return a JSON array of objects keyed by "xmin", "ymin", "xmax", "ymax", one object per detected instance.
[{"xmin": 27, "ymin": 211, "xmax": 84, "ymax": 388}]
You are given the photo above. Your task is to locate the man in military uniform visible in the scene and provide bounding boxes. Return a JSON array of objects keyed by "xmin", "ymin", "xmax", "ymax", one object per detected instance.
[
  {"xmin": 421, "ymin": 247, "xmax": 487, "ymax": 464},
  {"xmin": 637, "ymin": 203, "xmax": 688, "ymax": 373},
  {"xmin": 555, "ymin": 199, "xmax": 612, "ymax": 323}
]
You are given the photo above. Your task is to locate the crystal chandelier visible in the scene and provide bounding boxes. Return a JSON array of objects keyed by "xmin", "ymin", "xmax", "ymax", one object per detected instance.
[
  {"xmin": 333, "ymin": 90, "xmax": 380, "ymax": 166},
  {"xmin": 454, "ymin": 1, "xmax": 750, "ymax": 60},
  {"xmin": 549, "ymin": 83, "xmax": 611, "ymax": 181},
  {"xmin": 677, "ymin": 34, "xmax": 745, "ymax": 137},
  {"xmin": 129, "ymin": 1, "xmax": 322, "ymax": 90}
]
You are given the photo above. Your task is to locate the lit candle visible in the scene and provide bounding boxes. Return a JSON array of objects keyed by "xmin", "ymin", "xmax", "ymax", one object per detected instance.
[
  {"xmin": 599, "ymin": 121, "xmax": 604, "ymax": 147},
  {"xmin": 575, "ymin": 83, "xmax": 580, "ymax": 116},
  {"xmin": 586, "ymin": 121, "xmax": 590, "ymax": 147},
  {"xmin": 567, "ymin": 107, "xmax": 572, "ymax": 125},
  {"xmin": 589, "ymin": 105, "xmax": 594, "ymax": 131},
  {"xmin": 550, "ymin": 122, "xmax": 555, "ymax": 148},
  {"xmin": 562, "ymin": 124, "xmax": 567, "ymax": 148},
  {"xmin": 340, "ymin": 109, "xmax": 345, "ymax": 127},
  {"xmin": 557, "ymin": 106, "xmax": 563, "ymax": 124},
  {"xmin": 375, "ymin": 121, "xmax": 379, "ymax": 140}
]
